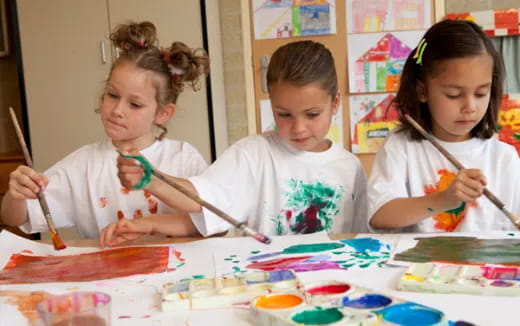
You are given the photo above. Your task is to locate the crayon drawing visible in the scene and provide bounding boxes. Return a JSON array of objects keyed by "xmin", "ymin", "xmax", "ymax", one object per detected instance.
[
  {"xmin": 349, "ymin": 93, "xmax": 399, "ymax": 153},
  {"xmin": 0, "ymin": 246, "xmax": 183, "ymax": 284},
  {"xmin": 394, "ymin": 236, "xmax": 520, "ymax": 265},
  {"xmin": 252, "ymin": 0, "xmax": 336, "ymax": 40},
  {"xmin": 215, "ymin": 237, "xmax": 394, "ymax": 275},
  {"xmin": 347, "ymin": 0, "xmax": 431, "ymax": 33}
]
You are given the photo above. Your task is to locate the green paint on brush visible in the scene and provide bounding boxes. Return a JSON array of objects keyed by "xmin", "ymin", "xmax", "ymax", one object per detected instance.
[
  {"xmin": 291, "ymin": 307, "xmax": 343, "ymax": 325},
  {"xmin": 282, "ymin": 242, "xmax": 345, "ymax": 254}
]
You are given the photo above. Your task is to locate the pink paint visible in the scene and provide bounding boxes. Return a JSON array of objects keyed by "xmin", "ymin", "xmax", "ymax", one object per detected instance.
[
  {"xmin": 246, "ymin": 256, "xmax": 312, "ymax": 271},
  {"xmin": 306, "ymin": 284, "xmax": 351, "ymax": 295}
]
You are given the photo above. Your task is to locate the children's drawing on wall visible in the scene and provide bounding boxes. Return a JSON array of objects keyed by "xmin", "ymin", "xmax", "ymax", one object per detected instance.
[
  {"xmin": 349, "ymin": 93, "xmax": 399, "ymax": 153},
  {"xmin": 348, "ymin": 31, "xmax": 424, "ymax": 93},
  {"xmin": 215, "ymin": 237, "xmax": 395, "ymax": 275},
  {"xmin": 446, "ymin": 8, "xmax": 520, "ymax": 37},
  {"xmin": 498, "ymin": 94, "xmax": 520, "ymax": 155},
  {"xmin": 347, "ymin": 0, "xmax": 431, "ymax": 33},
  {"xmin": 260, "ymin": 99, "xmax": 344, "ymax": 146},
  {"xmin": 252, "ymin": 0, "xmax": 337, "ymax": 40}
]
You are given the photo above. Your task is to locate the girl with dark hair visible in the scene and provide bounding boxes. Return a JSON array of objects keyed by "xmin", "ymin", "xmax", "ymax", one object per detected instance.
[
  {"xmin": 103, "ymin": 40, "xmax": 367, "ymax": 246},
  {"xmin": 1, "ymin": 21, "xmax": 209, "ymax": 238},
  {"xmin": 368, "ymin": 19, "xmax": 520, "ymax": 232}
]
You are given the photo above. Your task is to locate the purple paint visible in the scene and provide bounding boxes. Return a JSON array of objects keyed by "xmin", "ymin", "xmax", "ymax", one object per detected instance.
[
  {"xmin": 268, "ymin": 270, "xmax": 295, "ymax": 282},
  {"xmin": 490, "ymin": 280, "xmax": 514, "ymax": 287},
  {"xmin": 342, "ymin": 294, "xmax": 392, "ymax": 309},
  {"xmin": 389, "ymin": 34, "xmax": 412, "ymax": 59}
]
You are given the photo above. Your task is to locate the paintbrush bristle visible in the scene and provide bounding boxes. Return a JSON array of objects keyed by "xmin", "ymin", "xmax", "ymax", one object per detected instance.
[{"xmin": 51, "ymin": 232, "xmax": 67, "ymax": 250}]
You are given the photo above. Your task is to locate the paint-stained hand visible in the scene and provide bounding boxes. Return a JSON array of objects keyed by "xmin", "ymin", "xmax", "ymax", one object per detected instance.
[
  {"xmin": 116, "ymin": 152, "xmax": 146, "ymax": 189},
  {"xmin": 7, "ymin": 165, "xmax": 48, "ymax": 200},
  {"xmin": 99, "ymin": 218, "xmax": 153, "ymax": 248},
  {"xmin": 442, "ymin": 168, "xmax": 486, "ymax": 208}
]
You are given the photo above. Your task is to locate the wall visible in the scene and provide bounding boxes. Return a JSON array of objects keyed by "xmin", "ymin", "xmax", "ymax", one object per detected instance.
[
  {"xmin": 446, "ymin": 0, "xmax": 520, "ymax": 12},
  {"xmin": 0, "ymin": 0, "xmax": 22, "ymax": 154}
]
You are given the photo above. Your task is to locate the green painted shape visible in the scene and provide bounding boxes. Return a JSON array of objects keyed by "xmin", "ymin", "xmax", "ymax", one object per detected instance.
[
  {"xmin": 508, "ymin": 233, "xmax": 515, "ymax": 236},
  {"xmin": 251, "ymin": 250, "xmax": 261, "ymax": 254},
  {"xmin": 192, "ymin": 274, "xmax": 205, "ymax": 279},
  {"xmin": 224, "ymin": 258, "xmax": 232, "ymax": 261},
  {"xmin": 232, "ymin": 261, "xmax": 240, "ymax": 264},
  {"xmin": 291, "ymin": 6, "xmax": 300, "ymax": 36},
  {"xmin": 291, "ymin": 307, "xmax": 343, "ymax": 325},
  {"xmin": 394, "ymin": 236, "xmax": 520, "ymax": 264},
  {"xmin": 514, "ymin": 133, "xmax": 520, "ymax": 140},
  {"xmin": 446, "ymin": 202, "xmax": 466, "ymax": 215},
  {"xmin": 282, "ymin": 242, "xmax": 345, "ymax": 254}
]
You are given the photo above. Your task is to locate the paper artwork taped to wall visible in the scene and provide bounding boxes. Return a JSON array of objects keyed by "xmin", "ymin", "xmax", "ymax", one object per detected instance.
[
  {"xmin": 498, "ymin": 94, "xmax": 520, "ymax": 156},
  {"xmin": 252, "ymin": 0, "xmax": 337, "ymax": 40},
  {"xmin": 347, "ymin": 31, "xmax": 423, "ymax": 93},
  {"xmin": 347, "ymin": 0, "xmax": 431, "ymax": 33},
  {"xmin": 349, "ymin": 93, "xmax": 398, "ymax": 153}
]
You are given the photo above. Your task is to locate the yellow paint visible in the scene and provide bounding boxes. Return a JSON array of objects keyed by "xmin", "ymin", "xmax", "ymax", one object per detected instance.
[
  {"xmin": 255, "ymin": 294, "xmax": 303, "ymax": 309},
  {"xmin": 403, "ymin": 274, "xmax": 425, "ymax": 282}
]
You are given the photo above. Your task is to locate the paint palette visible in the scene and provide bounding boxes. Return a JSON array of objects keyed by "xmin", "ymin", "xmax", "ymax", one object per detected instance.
[
  {"xmin": 161, "ymin": 270, "xmax": 302, "ymax": 311},
  {"xmin": 250, "ymin": 280, "xmax": 451, "ymax": 326},
  {"xmin": 398, "ymin": 262, "xmax": 520, "ymax": 296}
]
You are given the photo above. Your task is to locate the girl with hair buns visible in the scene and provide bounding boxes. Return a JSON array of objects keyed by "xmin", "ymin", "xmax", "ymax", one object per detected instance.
[{"xmin": 1, "ymin": 21, "xmax": 209, "ymax": 239}]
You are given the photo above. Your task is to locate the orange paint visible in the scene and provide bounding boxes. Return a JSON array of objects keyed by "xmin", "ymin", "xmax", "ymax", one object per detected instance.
[
  {"xmin": 255, "ymin": 294, "xmax": 303, "ymax": 309},
  {"xmin": 0, "ymin": 291, "xmax": 51, "ymax": 321},
  {"xmin": 51, "ymin": 232, "xmax": 67, "ymax": 250},
  {"xmin": 144, "ymin": 191, "xmax": 152, "ymax": 199},
  {"xmin": 0, "ymin": 247, "xmax": 171, "ymax": 284},
  {"xmin": 117, "ymin": 210, "xmax": 125, "ymax": 220},
  {"xmin": 99, "ymin": 197, "xmax": 108, "ymax": 208},
  {"xmin": 133, "ymin": 209, "xmax": 143, "ymax": 219},
  {"xmin": 120, "ymin": 187, "xmax": 130, "ymax": 195},
  {"xmin": 148, "ymin": 198, "xmax": 158, "ymax": 214}
]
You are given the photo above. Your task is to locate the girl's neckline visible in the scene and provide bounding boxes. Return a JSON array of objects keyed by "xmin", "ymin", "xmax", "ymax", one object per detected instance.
[
  {"xmin": 109, "ymin": 138, "xmax": 162, "ymax": 155},
  {"xmin": 432, "ymin": 135, "xmax": 483, "ymax": 153}
]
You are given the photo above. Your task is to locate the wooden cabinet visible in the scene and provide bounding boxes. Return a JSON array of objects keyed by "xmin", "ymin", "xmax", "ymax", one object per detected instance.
[
  {"xmin": 0, "ymin": 152, "xmax": 38, "ymax": 239},
  {"xmin": 16, "ymin": 0, "xmax": 213, "ymax": 171}
]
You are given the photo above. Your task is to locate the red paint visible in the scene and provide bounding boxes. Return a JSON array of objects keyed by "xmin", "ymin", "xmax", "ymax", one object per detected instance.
[
  {"xmin": 20, "ymin": 250, "xmax": 33, "ymax": 254},
  {"xmin": 246, "ymin": 256, "xmax": 311, "ymax": 271},
  {"xmin": 144, "ymin": 191, "xmax": 152, "ymax": 199},
  {"xmin": 121, "ymin": 187, "xmax": 130, "ymax": 195},
  {"xmin": 0, "ymin": 247, "xmax": 171, "ymax": 284},
  {"xmin": 133, "ymin": 209, "xmax": 143, "ymax": 219},
  {"xmin": 117, "ymin": 210, "xmax": 125, "ymax": 220},
  {"xmin": 286, "ymin": 210, "xmax": 292, "ymax": 220},
  {"xmin": 306, "ymin": 284, "xmax": 351, "ymax": 295},
  {"xmin": 52, "ymin": 315, "xmax": 107, "ymax": 326},
  {"xmin": 118, "ymin": 315, "xmax": 131, "ymax": 319},
  {"xmin": 148, "ymin": 198, "xmax": 158, "ymax": 214},
  {"xmin": 294, "ymin": 204, "xmax": 324, "ymax": 233},
  {"xmin": 99, "ymin": 197, "xmax": 108, "ymax": 208}
]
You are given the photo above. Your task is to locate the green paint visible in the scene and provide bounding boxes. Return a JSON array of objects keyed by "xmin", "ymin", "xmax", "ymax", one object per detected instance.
[
  {"xmin": 193, "ymin": 274, "xmax": 205, "ymax": 279},
  {"xmin": 273, "ymin": 179, "xmax": 344, "ymax": 235},
  {"xmin": 394, "ymin": 236, "xmax": 520, "ymax": 264},
  {"xmin": 232, "ymin": 261, "xmax": 240, "ymax": 264},
  {"xmin": 250, "ymin": 250, "xmax": 261, "ymax": 254},
  {"xmin": 232, "ymin": 266, "xmax": 241, "ymax": 272},
  {"xmin": 514, "ymin": 133, "xmax": 520, "ymax": 140},
  {"xmin": 446, "ymin": 202, "xmax": 465, "ymax": 215},
  {"xmin": 230, "ymin": 254, "xmax": 237, "ymax": 258},
  {"xmin": 282, "ymin": 242, "xmax": 345, "ymax": 254},
  {"xmin": 224, "ymin": 258, "xmax": 232, "ymax": 261},
  {"xmin": 291, "ymin": 307, "xmax": 343, "ymax": 325},
  {"xmin": 496, "ymin": 125, "xmax": 503, "ymax": 131},
  {"xmin": 332, "ymin": 251, "xmax": 346, "ymax": 255},
  {"xmin": 508, "ymin": 233, "xmax": 515, "ymax": 237},
  {"xmin": 427, "ymin": 207, "xmax": 434, "ymax": 212}
]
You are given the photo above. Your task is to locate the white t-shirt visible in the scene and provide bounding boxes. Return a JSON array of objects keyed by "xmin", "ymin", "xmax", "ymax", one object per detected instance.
[
  {"xmin": 21, "ymin": 139, "xmax": 207, "ymax": 238},
  {"xmin": 189, "ymin": 131, "xmax": 367, "ymax": 236},
  {"xmin": 368, "ymin": 130, "xmax": 520, "ymax": 232}
]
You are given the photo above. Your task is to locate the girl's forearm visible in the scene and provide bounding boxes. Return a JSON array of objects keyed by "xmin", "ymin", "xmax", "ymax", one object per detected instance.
[{"xmin": 146, "ymin": 176, "xmax": 203, "ymax": 213}]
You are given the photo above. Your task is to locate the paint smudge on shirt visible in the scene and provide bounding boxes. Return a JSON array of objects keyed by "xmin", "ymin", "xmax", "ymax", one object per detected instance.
[
  {"xmin": 148, "ymin": 198, "xmax": 158, "ymax": 214},
  {"xmin": 117, "ymin": 210, "xmax": 125, "ymax": 220},
  {"xmin": 99, "ymin": 197, "xmax": 108, "ymax": 208},
  {"xmin": 273, "ymin": 179, "xmax": 344, "ymax": 235},
  {"xmin": 424, "ymin": 169, "xmax": 476, "ymax": 232},
  {"xmin": 134, "ymin": 209, "xmax": 143, "ymax": 219}
]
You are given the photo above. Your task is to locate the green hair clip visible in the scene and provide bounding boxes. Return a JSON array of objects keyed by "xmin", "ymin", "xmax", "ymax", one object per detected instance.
[
  {"xmin": 121, "ymin": 154, "xmax": 155, "ymax": 190},
  {"xmin": 413, "ymin": 38, "xmax": 428, "ymax": 66}
]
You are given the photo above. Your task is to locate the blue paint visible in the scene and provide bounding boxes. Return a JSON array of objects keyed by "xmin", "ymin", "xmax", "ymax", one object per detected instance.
[
  {"xmin": 342, "ymin": 294, "xmax": 392, "ymax": 309},
  {"xmin": 377, "ymin": 303, "xmax": 444, "ymax": 326},
  {"xmin": 247, "ymin": 251, "xmax": 281, "ymax": 261},
  {"xmin": 268, "ymin": 270, "xmax": 295, "ymax": 282},
  {"xmin": 340, "ymin": 238, "xmax": 389, "ymax": 253},
  {"xmin": 304, "ymin": 254, "xmax": 332, "ymax": 262}
]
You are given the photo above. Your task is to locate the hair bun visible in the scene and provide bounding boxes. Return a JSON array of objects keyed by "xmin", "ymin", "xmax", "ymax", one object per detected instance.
[{"xmin": 110, "ymin": 21, "xmax": 157, "ymax": 54}]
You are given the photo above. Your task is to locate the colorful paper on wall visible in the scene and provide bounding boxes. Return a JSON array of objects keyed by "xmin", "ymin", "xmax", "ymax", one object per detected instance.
[
  {"xmin": 347, "ymin": 30, "xmax": 424, "ymax": 93},
  {"xmin": 252, "ymin": 0, "xmax": 336, "ymax": 40},
  {"xmin": 446, "ymin": 8, "xmax": 520, "ymax": 37},
  {"xmin": 349, "ymin": 93, "xmax": 399, "ymax": 153},
  {"xmin": 498, "ymin": 93, "xmax": 520, "ymax": 155},
  {"xmin": 260, "ymin": 99, "xmax": 344, "ymax": 146},
  {"xmin": 347, "ymin": 0, "xmax": 431, "ymax": 33}
]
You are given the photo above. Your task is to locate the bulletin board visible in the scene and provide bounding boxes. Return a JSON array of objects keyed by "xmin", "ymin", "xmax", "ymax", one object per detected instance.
[{"xmin": 249, "ymin": 0, "xmax": 438, "ymax": 175}]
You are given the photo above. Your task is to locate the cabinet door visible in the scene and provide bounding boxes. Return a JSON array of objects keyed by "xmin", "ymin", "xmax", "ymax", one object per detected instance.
[
  {"xmin": 17, "ymin": 0, "xmax": 111, "ymax": 171},
  {"xmin": 108, "ymin": 0, "xmax": 212, "ymax": 162}
]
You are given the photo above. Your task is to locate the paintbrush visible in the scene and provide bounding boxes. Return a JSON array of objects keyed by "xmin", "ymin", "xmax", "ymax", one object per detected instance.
[
  {"xmin": 119, "ymin": 152, "xmax": 272, "ymax": 244},
  {"xmin": 404, "ymin": 113, "xmax": 520, "ymax": 229},
  {"xmin": 8, "ymin": 107, "xmax": 67, "ymax": 250}
]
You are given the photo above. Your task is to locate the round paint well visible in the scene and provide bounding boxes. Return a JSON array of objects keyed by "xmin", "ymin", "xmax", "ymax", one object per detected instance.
[
  {"xmin": 306, "ymin": 283, "xmax": 351, "ymax": 296},
  {"xmin": 342, "ymin": 294, "xmax": 392, "ymax": 309},
  {"xmin": 291, "ymin": 307, "xmax": 344, "ymax": 325},
  {"xmin": 379, "ymin": 303, "xmax": 444, "ymax": 326},
  {"xmin": 254, "ymin": 294, "xmax": 303, "ymax": 310},
  {"xmin": 218, "ymin": 286, "xmax": 246, "ymax": 295}
]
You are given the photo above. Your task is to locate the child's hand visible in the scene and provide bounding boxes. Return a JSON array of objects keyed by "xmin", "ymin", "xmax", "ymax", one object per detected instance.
[
  {"xmin": 7, "ymin": 165, "xmax": 48, "ymax": 200},
  {"xmin": 99, "ymin": 218, "xmax": 152, "ymax": 248},
  {"xmin": 442, "ymin": 168, "xmax": 486, "ymax": 208},
  {"xmin": 117, "ymin": 154, "xmax": 145, "ymax": 189}
]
